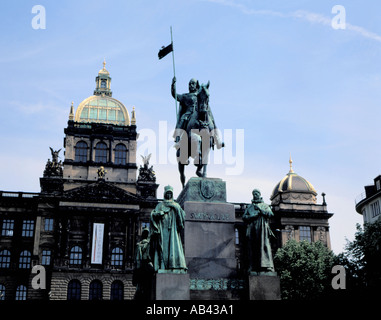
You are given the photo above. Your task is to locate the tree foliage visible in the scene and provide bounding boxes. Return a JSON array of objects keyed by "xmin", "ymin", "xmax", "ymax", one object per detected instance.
[
  {"xmin": 339, "ymin": 218, "xmax": 381, "ymax": 295},
  {"xmin": 274, "ymin": 240, "xmax": 335, "ymax": 300}
]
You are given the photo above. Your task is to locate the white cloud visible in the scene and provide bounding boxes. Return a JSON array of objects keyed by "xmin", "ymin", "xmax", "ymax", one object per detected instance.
[
  {"xmin": 346, "ymin": 23, "xmax": 381, "ymax": 43},
  {"xmin": 203, "ymin": 0, "xmax": 381, "ymax": 43}
]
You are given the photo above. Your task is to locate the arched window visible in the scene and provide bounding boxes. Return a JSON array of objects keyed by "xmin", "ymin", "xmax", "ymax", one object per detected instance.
[
  {"xmin": 89, "ymin": 280, "xmax": 103, "ymax": 300},
  {"xmin": 111, "ymin": 247, "xmax": 123, "ymax": 267},
  {"xmin": 69, "ymin": 246, "xmax": 82, "ymax": 265},
  {"xmin": 75, "ymin": 141, "xmax": 88, "ymax": 162},
  {"xmin": 110, "ymin": 281, "xmax": 124, "ymax": 300},
  {"xmin": 95, "ymin": 142, "xmax": 108, "ymax": 163},
  {"xmin": 18, "ymin": 251, "xmax": 31, "ymax": 269},
  {"xmin": 0, "ymin": 250, "xmax": 11, "ymax": 268},
  {"xmin": 15, "ymin": 285, "xmax": 27, "ymax": 300},
  {"xmin": 0, "ymin": 284, "xmax": 5, "ymax": 300},
  {"xmin": 67, "ymin": 279, "xmax": 81, "ymax": 300},
  {"xmin": 114, "ymin": 144, "xmax": 127, "ymax": 165}
]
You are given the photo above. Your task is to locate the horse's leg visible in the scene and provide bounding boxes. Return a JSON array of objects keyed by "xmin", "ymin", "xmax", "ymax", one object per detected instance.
[
  {"xmin": 202, "ymin": 164, "xmax": 207, "ymax": 177},
  {"xmin": 195, "ymin": 136, "xmax": 204, "ymax": 177},
  {"xmin": 196, "ymin": 164, "xmax": 203, "ymax": 177},
  {"xmin": 178, "ymin": 162, "xmax": 186, "ymax": 188}
]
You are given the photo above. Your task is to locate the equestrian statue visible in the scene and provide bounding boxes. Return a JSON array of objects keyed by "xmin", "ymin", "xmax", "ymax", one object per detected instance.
[{"xmin": 171, "ymin": 77, "xmax": 224, "ymax": 188}]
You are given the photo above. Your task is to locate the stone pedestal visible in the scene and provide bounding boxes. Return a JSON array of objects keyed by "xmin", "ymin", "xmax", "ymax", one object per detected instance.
[
  {"xmin": 177, "ymin": 177, "xmax": 238, "ymax": 299},
  {"xmin": 249, "ymin": 274, "xmax": 281, "ymax": 300},
  {"xmin": 154, "ymin": 272, "xmax": 190, "ymax": 300},
  {"xmin": 183, "ymin": 201, "xmax": 236, "ymax": 279}
]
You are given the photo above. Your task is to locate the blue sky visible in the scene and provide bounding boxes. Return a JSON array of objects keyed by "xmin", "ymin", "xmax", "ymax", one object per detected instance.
[{"xmin": 1, "ymin": 0, "xmax": 381, "ymax": 253}]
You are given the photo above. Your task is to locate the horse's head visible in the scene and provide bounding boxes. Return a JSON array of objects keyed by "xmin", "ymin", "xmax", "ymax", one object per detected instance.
[{"xmin": 198, "ymin": 81, "xmax": 210, "ymax": 113}]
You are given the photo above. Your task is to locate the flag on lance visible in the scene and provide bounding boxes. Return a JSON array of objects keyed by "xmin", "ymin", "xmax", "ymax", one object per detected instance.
[
  {"xmin": 158, "ymin": 42, "xmax": 173, "ymax": 59},
  {"xmin": 158, "ymin": 26, "xmax": 178, "ymax": 116}
]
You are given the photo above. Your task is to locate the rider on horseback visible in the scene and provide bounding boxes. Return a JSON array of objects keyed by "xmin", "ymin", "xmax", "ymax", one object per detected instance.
[
  {"xmin": 171, "ymin": 77, "xmax": 198, "ymax": 137},
  {"xmin": 171, "ymin": 77, "xmax": 223, "ymax": 149},
  {"xmin": 171, "ymin": 77, "xmax": 224, "ymax": 187}
]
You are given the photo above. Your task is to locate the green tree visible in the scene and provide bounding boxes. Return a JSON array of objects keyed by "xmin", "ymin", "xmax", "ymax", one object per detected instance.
[
  {"xmin": 274, "ymin": 240, "xmax": 335, "ymax": 300},
  {"xmin": 340, "ymin": 218, "xmax": 381, "ymax": 296}
]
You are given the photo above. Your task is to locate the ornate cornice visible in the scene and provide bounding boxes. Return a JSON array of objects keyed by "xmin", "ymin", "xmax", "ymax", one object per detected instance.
[{"xmin": 61, "ymin": 180, "xmax": 142, "ymax": 205}]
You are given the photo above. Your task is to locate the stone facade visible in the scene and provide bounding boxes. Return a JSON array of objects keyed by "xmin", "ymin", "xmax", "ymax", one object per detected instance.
[{"xmin": 49, "ymin": 272, "xmax": 135, "ymax": 300}]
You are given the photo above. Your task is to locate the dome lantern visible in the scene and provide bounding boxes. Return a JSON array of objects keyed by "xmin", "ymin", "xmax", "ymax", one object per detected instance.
[{"xmin": 94, "ymin": 59, "xmax": 112, "ymax": 97}]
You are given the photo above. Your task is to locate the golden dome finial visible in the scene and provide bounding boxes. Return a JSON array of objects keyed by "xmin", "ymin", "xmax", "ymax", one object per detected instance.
[
  {"xmin": 98, "ymin": 58, "xmax": 110, "ymax": 76},
  {"xmin": 289, "ymin": 153, "xmax": 294, "ymax": 173}
]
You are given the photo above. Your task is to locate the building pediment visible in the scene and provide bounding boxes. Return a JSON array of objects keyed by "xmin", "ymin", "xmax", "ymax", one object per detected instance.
[{"xmin": 61, "ymin": 179, "xmax": 142, "ymax": 205}]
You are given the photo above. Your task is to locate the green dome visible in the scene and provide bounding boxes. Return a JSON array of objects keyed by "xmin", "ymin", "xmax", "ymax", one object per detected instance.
[{"xmin": 74, "ymin": 95, "xmax": 130, "ymax": 126}]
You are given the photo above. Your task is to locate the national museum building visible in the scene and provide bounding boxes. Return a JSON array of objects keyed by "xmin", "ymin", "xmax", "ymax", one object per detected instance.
[{"xmin": 0, "ymin": 63, "xmax": 334, "ymax": 301}]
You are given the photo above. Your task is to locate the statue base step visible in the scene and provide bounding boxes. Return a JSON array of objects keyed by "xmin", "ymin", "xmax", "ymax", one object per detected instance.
[
  {"xmin": 154, "ymin": 272, "xmax": 190, "ymax": 300},
  {"xmin": 248, "ymin": 274, "xmax": 281, "ymax": 300}
]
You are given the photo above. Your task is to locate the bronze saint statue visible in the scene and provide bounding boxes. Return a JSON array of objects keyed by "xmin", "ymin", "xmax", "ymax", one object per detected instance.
[
  {"xmin": 242, "ymin": 189, "xmax": 276, "ymax": 274},
  {"xmin": 133, "ymin": 227, "xmax": 154, "ymax": 300},
  {"xmin": 149, "ymin": 185, "xmax": 187, "ymax": 273}
]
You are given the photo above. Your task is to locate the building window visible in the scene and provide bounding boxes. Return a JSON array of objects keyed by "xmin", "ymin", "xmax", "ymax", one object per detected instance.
[
  {"xmin": 75, "ymin": 141, "xmax": 88, "ymax": 162},
  {"xmin": 19, "ymin": 251, "xmax": 31, "ymax": 269},
  {"xmin": 67, "ymin": 280, "xmax": 81, "ymax": 300},
  {"xmin": 1, "ymin": 219, "xmax": 14, "ymax": 236},
  {"xmin": 376, "ymin": 180, "xmax": 381, "ymax": 191},
  {"xmin": 95, "ymin": 142, "xmax": 108, "ymax": 163},
  {"xmin": 111, "ymin": 247, "xmax": 123, "ymax": 267},
  {"xmin": 44, "ymin": 218, "xmax": 54, "ymax": 231},
  {"xmin": 371, "ymin": 201, "xmax": 381, "ymax": 218},
  {"xmin": 110, "ymin": 281, "xmax": 124, "ymax": 301},
  {"xmin": 299, "ymin": 226, "xmax": 312, "ymax": 242},
  {"xmin": 0, "ymin": 250, "xmax": 11, "ymax": 268},
  {"xmin": 0, "ymin": 284, "xmax": 5, "ymax": 300},
  {"xmin": 89, "ymin": 280, "xmax": 103, "ymax": 300},
  {"xmin": 22, "ymin": 220, "xmax": 34, "ymax": 237},
  {"xmin": 69, "ymin": 246, "xmax": 82, "ymax": 265},
  {"xmin": 15, "ymin": 285, "xmax": 27, "ymax": 300},
  {"xmin": 41, "ymin": 250, "xmax": 51, "ymax": 266},
  {"xmin": 115, "ymin": 144, "xmax": 127, "ymax": 165}
]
